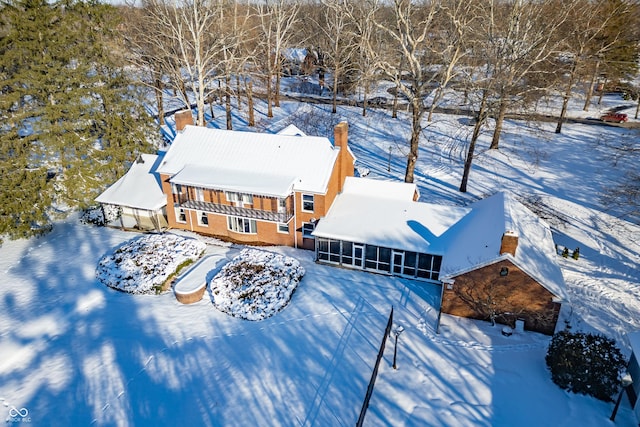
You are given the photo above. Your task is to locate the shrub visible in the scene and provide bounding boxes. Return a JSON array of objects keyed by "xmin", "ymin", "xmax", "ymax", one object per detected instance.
[{"xmin": 545, "ymin": 331, "xmax": 626, "ymax": 401}]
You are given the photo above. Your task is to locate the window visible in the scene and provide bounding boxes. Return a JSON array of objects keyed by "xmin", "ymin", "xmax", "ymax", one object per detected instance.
[
  {"xmin": 417, "ymin": 254, "xmax": 443, "ymax": 280},
  {"xmin": 227, "ymin": 216, "xmax": 257, "ymax": 234},
  {"xmin": 302, "ymin": 194, "xmax": 314, "ymax": 212},
  {"xmin": 175, "ymin": 207, "xmax": 187, "ymax": 223},
  {"xmin": 302, "ymin": 222, "xmax": 315, "ymax": 238},
  {"xmin": 226, "ymin": 192, "xmax": 253, "ymax": 205},
  {"xmin": 277, "ymin": 223, "xmax": 289, "ymax": 234},
  {"xmin": 198, "ymin": 211, "xmax": 208, "ymax": 226},
  {"xmin": 195, "ymin": 187, "xmax": 204, "ymax": 202},
  {"xmin": 317, "ymin": 238, "xmax": 340, "ymax": 263},
  {"xmin": 278, "ymin": 198, "xmax": 287, "ymax": 213},
  {"xmin": 226, "ymin": 191, "xmax": 239, "ymax": 203},
  {"xmin": 242, "ymin": 193, "xmax": 253, "ymax": 205}
]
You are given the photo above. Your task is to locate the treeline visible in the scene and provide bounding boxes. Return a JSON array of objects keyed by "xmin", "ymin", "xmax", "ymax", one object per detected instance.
[
  {"xmin": 0, "ymin": 0, "xmax": 639, "ymax": 240},
  {"xmin": 122, "ymin": 0, "xmax": 640, "ymax": 187}
]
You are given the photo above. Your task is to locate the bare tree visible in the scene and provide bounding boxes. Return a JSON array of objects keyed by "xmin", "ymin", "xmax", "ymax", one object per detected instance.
[
  {"xmin": 341, "ymin": 0, "xmax": 384, "ymax": 117},
  {"xmin": 140, "ymin": 0, "xmax": 225, "ymax": 126},
  {"xmin": 486, "ymin": 0, "xmax": 573, "ymax": 149},
  {"xmin": 554, "ymin": 0, "xmax": 629, "ymax": 134},
  {"xmin": 316, "ymin": 0, "xmax": 357, "ymax": 114},
  {"xmin": 373, "ymin": 0, "xmax": 439, "ymax": 183},
  {"xmin": 257, "ymin": 0, "xmax": 300, "ymax": 117},
  {"xmin": 425, "ymin": 0, "xmax": 475, "ymax": 122}
]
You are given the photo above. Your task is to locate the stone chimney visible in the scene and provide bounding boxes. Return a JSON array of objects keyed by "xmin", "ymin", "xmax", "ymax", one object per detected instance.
[
  {"xmin": 333, "ymin": 121, "xmax": 354, "ymax": 192},
  {"xmin": 500, "ymin": 231, "xmax": 519, "ymax": 257},
  {"xmin": 175, "ymin": 109, "xmax": 194, "ymax": 132}
]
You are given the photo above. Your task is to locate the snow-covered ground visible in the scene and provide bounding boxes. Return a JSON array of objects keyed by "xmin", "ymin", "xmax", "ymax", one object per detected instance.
[{"xmin": 1, "ymin": 83, "xmax": 640, "ymax": 426}]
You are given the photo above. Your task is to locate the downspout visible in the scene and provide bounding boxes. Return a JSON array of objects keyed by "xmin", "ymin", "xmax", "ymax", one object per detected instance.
[{"xmin": 293, "ymin": 191, "xmax": 298, "ymax": 248}]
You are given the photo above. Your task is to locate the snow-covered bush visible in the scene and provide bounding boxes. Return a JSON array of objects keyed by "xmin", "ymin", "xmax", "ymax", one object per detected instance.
[
  {"xmin": 96, "ymin": 233, "xmax": 206, "ymax": 294},
  {"xmin": 545, "ymin": 330, "xmax": 626, "ymax": 402},
  {"xmin": 210, "ymin": 248, "xmax": 305, "ymax": 321},
  {"xmin": 81, "ymin": 204, "xmax": 119, "ymax": 226}
]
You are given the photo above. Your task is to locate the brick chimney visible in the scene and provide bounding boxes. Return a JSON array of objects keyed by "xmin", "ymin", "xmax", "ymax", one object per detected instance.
[
  {"xmin": 175, "ymin": 109, "xmax": 194, "ymax": 132},
  {"xmin": 333, "ymin": 121, "xmax": 354, "ymax": 192},
  {"xmin": 500, "ymin": 231, "xmax": 519, "ymax": 257}
]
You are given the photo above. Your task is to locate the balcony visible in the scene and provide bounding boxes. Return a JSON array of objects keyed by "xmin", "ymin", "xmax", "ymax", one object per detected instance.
[{"xmin": 181, "ymin": 199, "xmax": 294, "ymax": 224}]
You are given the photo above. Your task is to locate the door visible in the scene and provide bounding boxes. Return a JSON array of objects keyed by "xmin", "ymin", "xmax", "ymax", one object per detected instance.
[
  {"xmin": 392, "ymin": 250, "xmax": 404, "ymax": 275},
  {"xmin": 353, "ymin": 244, "xmax": 364, "ymax": 268}
]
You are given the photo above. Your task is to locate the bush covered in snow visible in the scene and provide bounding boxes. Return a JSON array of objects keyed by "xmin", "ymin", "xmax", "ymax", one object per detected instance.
[
  {"xmin": 546, "ymin": 330, "xmax": 627, "ymax": 402},
  {"xmin": 81, "ymin": 204, "xmax": 120, "ymax": 226},
  {"xmin": 96, "ymin": 233, "xmax": 206, "ymax": 294},
  {"xmin": 210, "ymin": 248, "xmax": 305, "ymax": 321}
]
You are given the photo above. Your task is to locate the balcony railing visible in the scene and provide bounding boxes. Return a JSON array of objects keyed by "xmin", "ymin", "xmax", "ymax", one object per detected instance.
[{"xmin": 181, "ymin": 199, "xmax": 294, "ymax": 224}]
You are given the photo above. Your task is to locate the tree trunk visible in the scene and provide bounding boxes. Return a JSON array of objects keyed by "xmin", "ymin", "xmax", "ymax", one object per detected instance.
[
  {"xmin": 247, "ymin": 77, "xmax": 255, "ymax": 127},
  {"xmin": 404, "ymin": 99, "xmax": 422, "ymax": 183},
  {"xmin": 332, "ymin": 71, "xmax": 338, "ymax": 114},
  {"xmin": 427, "ymin": 86, "xmax": 443, "ymax": 122},
  {"xmin": 154, "ymin": 75, "xmax": 165, "ymax": 126},
  {"xmin": 490, "ymin": 100, "xmax": 508, "ymax": 150},
  {"xmin": 266, "ymin": 72, "xmax": 273, "ymax": 118},
  {"xmin": 362, "ymin": 85, "xmax": 368, "ymax": 117},
  {"xmin": 460, "ymin": 92, "xmax": 488, "ymax": 192},
  {"xmin": 275, "ymin": 63, "xmax": 281, "ymax": 107},
  {"xmin": 225, "ymin": 76, "xmax": 232, "ymax": 130},
  {"xmin": 597, "ymin": 77, "xmax": 607, "ymax": 104},
  {"xmin": 236, "ymin": 75, "xmax": 242, "ymax": 110},
  {"xmin": 555, "ymin": 65, "xmax": 577, "ymax": 134},
  {"xmin": 583, "ymin": 60, "xmax": 599, "ymax": 111},
  {"xmin": 635, "ymin": 96, "xmax": 639, "ymax": 119}
]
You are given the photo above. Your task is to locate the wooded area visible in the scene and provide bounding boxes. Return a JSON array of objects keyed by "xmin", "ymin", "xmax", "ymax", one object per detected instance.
[{"xmin": 1, "ymin": 0, "xmax": 639, "ymax": 239}]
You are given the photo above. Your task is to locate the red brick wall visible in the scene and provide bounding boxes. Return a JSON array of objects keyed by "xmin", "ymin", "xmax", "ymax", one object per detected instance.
[{"xmin": 441, "ymin": 260, "xmax": 561, "ymax": 335}]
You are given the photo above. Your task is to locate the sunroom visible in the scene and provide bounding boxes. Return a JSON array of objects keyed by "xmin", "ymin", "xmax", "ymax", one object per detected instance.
[{"xmin": 312, "ymin": 177, "xmax": 470, "ymax": 282}]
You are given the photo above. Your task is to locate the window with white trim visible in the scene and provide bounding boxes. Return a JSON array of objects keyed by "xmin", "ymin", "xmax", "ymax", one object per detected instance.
[
  {"xmin": 195, "ymin": 187, "xmax": 204, "ymax": 202},
  {"xmin": 226, "ymin": 191, "xmax": 253, "ymax": 206},
  {"xmin": 227, "ymin": 216, "xmax": 257, "ymax": 234},
  {"xmin": 302, "ymin": 222, "xmax": 315, "ymax": 238},
  {"xmin": 277, "ymin": 223, "xmax": 289, "ymax": 233},
  {"xmin": 302, "ymin": 194, "xmax": 314, "ymax": 212},
  {"xmin": 198, "ymin": 211, "xmax": 208, "ymax": 226},
  {"xmin": 175, "ymin": 207, "xmax": 186, "ymax": 223}
]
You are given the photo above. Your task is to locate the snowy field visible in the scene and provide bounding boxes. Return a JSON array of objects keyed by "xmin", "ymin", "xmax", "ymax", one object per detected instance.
[{"xmin": 1, "ymin": 81, "xmax": 640, "ymax": 426}]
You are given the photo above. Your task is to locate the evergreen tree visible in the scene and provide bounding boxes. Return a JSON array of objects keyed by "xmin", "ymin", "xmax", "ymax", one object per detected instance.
[
  {"xmin": 0, "ymin": 0, "xmax": 154, "ymax": 239},
  {"xmin": 546, "ymin": 330, "xmax": 627, "ymax": 402}
]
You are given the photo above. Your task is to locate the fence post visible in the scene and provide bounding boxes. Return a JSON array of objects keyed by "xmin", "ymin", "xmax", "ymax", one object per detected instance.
[{"xmin": 356, "ymin": 306, "xmax": 394, "ymax": 427}]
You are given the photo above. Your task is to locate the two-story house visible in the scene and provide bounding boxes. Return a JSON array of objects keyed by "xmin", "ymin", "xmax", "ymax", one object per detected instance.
[{"xmin": 154, "ymin": 116, "xmax": 354, "ymax": 250}]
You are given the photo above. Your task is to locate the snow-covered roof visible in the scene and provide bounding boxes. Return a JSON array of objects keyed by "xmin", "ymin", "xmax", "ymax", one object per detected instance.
[
  {"xmin": 170, "ymin": 165, "xmax": 296, "ymax": 198},
  {"xmin": 281, "ymin": 47, "xmax": 307, "ymax": 63},
  {"xmin": 440, "ymin": 192, "xmax": 567, "ymax": 301},
  {"xmin": 313, "ymin": 181, "xmax": 566, "ymax": 301},
  {"xmin": 277, "ymin": 124, "xmax": 307, "ymax": 137},
  {"xmin": 341, "ymin": 175, "xmax": 418, "ymax": 201},
  {"xmin": 156, "ymin": 125, "xmax": 339, "ymax": 195},
  {"xmin": 312, "ymin": 177, "xmax": 470, "ymax": 254},
  {"xmin": 95, "ymin": 154, "xmax": 166, "ymax": 211}
]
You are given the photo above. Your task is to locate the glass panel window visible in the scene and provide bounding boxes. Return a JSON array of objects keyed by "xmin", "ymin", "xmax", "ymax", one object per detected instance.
[
  {"xmin": 198, "ymin": 211, "xmax": 208, "ymax": 226},
  {"xmin": 417, "ymin": 253, "xmax": 443, "ymax": 281},
  {"xmin": 302, "ymin": 222, "xmax": 315, "ymax": 238},
  {"xmin": 175, "ymin": 207, "xmax": 187, "ymax": 223},
  {"xmin": 225, "ymin": 191, "xmax": 239, "ymax": 203},
  {"xmin": 195, "ymin": 188, "xmax": 204, "ymax": 202},
  {"xmin": 242, "ymin": 193, "xmax": 253, "ymax": 205},
  {"xmin": 302, "ymin": 194, "xmax": 314, "ymax": 212},
  {"xmin": 277, "ymin": 223, "xmax": 289, "ymax": 234},
  {"xmin": 227, "ymin": 216, "xmax": 257, "ymax": 234},
  {"xmin": 278, "ymin": 198, "xmax": 287, "ymax": 213}
]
